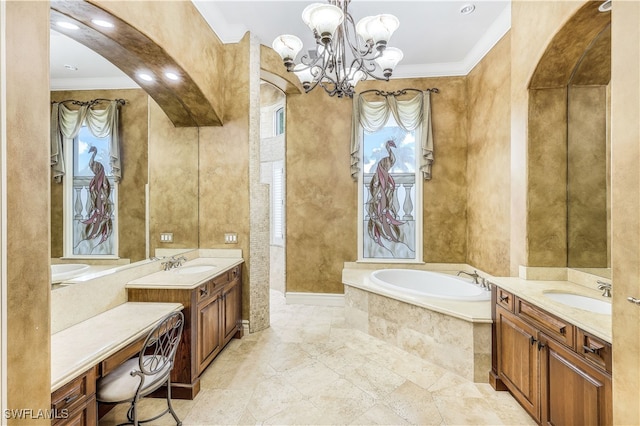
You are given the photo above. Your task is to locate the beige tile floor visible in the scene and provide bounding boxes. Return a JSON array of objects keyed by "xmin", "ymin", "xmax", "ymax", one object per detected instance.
[{"xmin": 99, "ymin": 290, "xmax": 535, "ymax": 426}]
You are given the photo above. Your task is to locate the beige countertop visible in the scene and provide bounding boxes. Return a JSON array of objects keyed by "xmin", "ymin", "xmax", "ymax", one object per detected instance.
[
  {"xmin": 490, "ymin": 276, "xmax": 612, "ymax": 343},
  {"xmin": 126, "ymin": 257, "xmax": 244, "ymax": 290},
  {"xmin": 51, "ymin": 302, "xmax": 183, "ymax": 392}
]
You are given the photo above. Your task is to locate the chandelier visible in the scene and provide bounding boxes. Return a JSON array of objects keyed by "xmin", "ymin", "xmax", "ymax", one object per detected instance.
[{"xmin": 272, "ymin": 0, "xmax": 403, "ymax": 98}]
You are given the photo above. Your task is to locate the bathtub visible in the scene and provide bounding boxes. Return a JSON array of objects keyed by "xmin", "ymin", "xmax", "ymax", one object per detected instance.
[
  {"xmin": 342, "ymin": 265, "xmax": 492, "ymax": 382},
  {"xmin": 368, "ymin": 269, "xmax": 491, "ymax": 301}
]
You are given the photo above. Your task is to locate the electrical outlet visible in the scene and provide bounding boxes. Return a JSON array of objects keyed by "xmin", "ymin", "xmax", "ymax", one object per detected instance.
[
  {"xmin": 224, "ymin": 233, "xmax": 238, "ymax": 244},
  {"xmin": 160, "ymin": 233, "xmax": 173, "ymax": 243}
]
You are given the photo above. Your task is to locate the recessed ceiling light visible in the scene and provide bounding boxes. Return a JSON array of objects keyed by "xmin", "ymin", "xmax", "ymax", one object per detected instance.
[
  {"xmin": 138, "ymin": 73, "xmax": 154, "ymax": 82},
  {"xmin": 460, "ymin": 4, "xmax": 476, "ymax": 15},
  {"xmin": 165, "ymin": 72, "xmax": 180, "ymax": 81},
  {"xmin": 91, "ymin": 19, "xmax": 114, "ymax": 28},
  {"xmin": 56, "ymin": 21, "xmax": 79, "ymax": 30},
  {"xmin": 598, "ymin": 0, "xmax": 612, "ymax": 12},
  {"xmin": 64, "ymin": 64, "xmax": 78, "ymax": 71}
]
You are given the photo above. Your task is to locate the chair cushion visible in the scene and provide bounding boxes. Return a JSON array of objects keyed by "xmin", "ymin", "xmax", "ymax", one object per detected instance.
[{"xmin": 96, "ymin": 356, "xmax": 172, "ymax": 403}]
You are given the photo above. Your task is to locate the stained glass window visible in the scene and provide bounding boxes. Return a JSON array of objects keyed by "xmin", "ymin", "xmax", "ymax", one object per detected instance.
[{"xmin": 360, "ymin": 115, "xmax": 421, "ymax": 260}]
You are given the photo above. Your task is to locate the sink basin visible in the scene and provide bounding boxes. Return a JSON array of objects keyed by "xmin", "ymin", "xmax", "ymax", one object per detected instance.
[
  {"xmin": 543, "ymin": 292, "xmax": 611, "ymax": 315},
  {"xmin": 51, "ymin": 263, "xmax": 90, "ymax": 282},
  {"xmin": 172, "ymin": 265, "xmax": 217, "ymax": 275}
]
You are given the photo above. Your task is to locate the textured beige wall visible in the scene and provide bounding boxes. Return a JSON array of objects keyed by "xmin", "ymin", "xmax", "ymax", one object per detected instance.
[
  {"xmin": 50, "ymin": 89, "xmax": 148, "ymax": 262},
  {"xmin": 466, "ymin": 33, "xmax": 511, "ymax": 276},
  {"xmin": 199, "ymin": 38, "xmax": 251, "ymax": 318},
  {"xmin": 286, "ymin": 76, "xmax": 468, "ymax": 294},
  {"xmin": 5, "ymin": 1, "xmax": 51, "ymax": 421},
  {"xmin": 148, "ymin": 98, "xmax": 199, "ymax": 255},
  {"xmin": 567, "ymin": 86, "xmax": 607, "ymax": 267},
  {"xmin": 611, "ymin": 2, "xmax": 640, "ymax": 423},
  {"xmin": 527, "ymin": 87, "xmax": 568, "ymax": 266}
]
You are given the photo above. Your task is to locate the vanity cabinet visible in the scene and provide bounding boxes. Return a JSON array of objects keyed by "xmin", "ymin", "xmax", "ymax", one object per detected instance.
[
  {"xmin": 492, "ymin": 287, "xmax": 612, "ymax": 425},
  {"xmin": 495, "ymin": 305, "xmax": 540, "ymax": 422},
  {"xmin": 127, "ymin": 264, "xmax": 243, "ymax": 399},
  {"xmin": 196, "ymin": 285, "xmax": 223, "ymax": 375},
  {"xmin": 51, "ymin": 367, "xmax": 97, "ymax": 426}
]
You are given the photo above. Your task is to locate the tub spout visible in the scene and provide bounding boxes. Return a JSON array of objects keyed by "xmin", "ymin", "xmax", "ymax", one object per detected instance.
[{"xmin": 457, "ymin": 270, "xmax": 480, "ymax": 284}]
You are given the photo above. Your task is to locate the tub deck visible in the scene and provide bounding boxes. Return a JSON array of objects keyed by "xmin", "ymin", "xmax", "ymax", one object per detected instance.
[{"xmin": 342, "ymin": 265, "xmax": 492, "ymax": 383}]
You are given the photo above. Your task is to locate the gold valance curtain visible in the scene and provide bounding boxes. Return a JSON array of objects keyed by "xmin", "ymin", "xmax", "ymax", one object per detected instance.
[
  {"xmin": 350, "ymin": 89, "xmax": 434, "ymax": 180},
  {"xmin": 50, "ymin": 100, "xmax": 122, "ymax": 183}
]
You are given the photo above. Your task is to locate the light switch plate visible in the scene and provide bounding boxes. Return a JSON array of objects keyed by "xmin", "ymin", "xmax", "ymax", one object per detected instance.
[
  {"xmin": 160, "ymin": 233, "xmax": 173, "ymax": 243},
  {"xmin": 224, "ymin": 233, "xmax": 238, "ymax": 244}
]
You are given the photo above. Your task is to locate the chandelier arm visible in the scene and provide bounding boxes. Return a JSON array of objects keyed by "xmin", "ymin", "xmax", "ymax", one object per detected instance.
[{"xmin": 342, "ymin": 8, "xmax": 375, "ymax": 58}]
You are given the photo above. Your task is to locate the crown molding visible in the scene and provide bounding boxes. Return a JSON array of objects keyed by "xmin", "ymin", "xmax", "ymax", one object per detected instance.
[{"xmin": 390, "ymin": 3, "xmax": 511, "ymax": 79}]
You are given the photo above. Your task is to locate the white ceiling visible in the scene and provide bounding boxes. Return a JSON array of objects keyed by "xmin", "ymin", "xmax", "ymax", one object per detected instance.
[{"xmin": 50, "ymin": 0, "xmax": 511, "ymax": 91}]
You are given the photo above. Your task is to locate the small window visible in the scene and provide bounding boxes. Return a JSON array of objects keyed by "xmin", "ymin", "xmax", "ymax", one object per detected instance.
[
  {"xmin": 64, "ymin": 126, "xmax": 118, "ymax": 257},
  {"xmin": 274, "ymin": 107, "xmax": 285, "ymax": 136}
]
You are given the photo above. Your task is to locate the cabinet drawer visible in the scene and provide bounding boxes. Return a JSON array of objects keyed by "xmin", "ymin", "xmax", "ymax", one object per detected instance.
[
  {"xmin": 496, "ymin": 288, "xmax": 514, "ymax": 312},
  {"xmin": 197, "ymin": 270, "xmax": 234, "ymax": 303},
  {"xmin": 54, "ymin": 395, "xmax": 97, "ymax": 426},
  {"xmin": 100, "ymin": 336, "xmax": 145, "ymax": 377},
  {"xmin": 51, "ymin": 368, "xmax": 96, "ymax": 419},
  {"xmin": 577, "ymin": 329, "xmax": 612, "ymax": 373},
  {"xmin": 516, "ymin": 298, "xmax": 575, "ymax": 347},
  {"xmin": 196, "ymin": 282, "xmax": 214, "ymax": 303}
]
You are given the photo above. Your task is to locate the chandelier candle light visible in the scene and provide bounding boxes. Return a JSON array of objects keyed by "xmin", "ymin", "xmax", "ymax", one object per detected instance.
[{"xmin": 272, "ymin": 0, "xmax": 403, "ymax": 98}]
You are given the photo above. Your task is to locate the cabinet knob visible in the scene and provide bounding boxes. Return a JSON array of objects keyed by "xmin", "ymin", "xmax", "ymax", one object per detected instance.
[
  {"xmin": 499, "ymin": 295, "xmax": 509, "ymax": 302},
  {"xmin": 200, "ymin": 287, "xmax": 209, "ymax": 297},
  {"xmin": 530, "ymin": 336, "xmax": 537, "ymax": 346}
]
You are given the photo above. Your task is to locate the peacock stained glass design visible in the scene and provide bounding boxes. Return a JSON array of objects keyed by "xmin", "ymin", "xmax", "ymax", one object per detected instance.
[
  {"xmin": 72, "ymin": 126, "xmax": 116, "ymax": 256},
  {"xmin": 362, "ymin": 116, "xmax": 417, "ymax": 259}
]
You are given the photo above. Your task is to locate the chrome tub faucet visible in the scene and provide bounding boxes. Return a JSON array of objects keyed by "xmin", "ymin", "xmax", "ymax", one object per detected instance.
[{"xmin": 457, "ymin": 270, "xmax": 480, "ymax": 284}]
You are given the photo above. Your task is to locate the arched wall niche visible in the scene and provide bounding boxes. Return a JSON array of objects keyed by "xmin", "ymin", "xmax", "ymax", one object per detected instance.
[
  {"xmin": 529, "ymin": 1, "xmax": 611, "ymax": 89},
  {"xmin": 50, "ymin": 0, "xmax": 223, "ymax": 127},
  {"xmin": 526, "ymin": 0, "xmax": 611, "ymax": 268}
]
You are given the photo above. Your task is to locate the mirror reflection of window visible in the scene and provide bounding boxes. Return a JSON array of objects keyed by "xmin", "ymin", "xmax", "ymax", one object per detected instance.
[
  {"xmin": 274, "ymin": 107, "xmax": 285, "ymax": 136},
  {"xmin": 66, "ymin": 125, "xmax": 118, "ymax": 257}
]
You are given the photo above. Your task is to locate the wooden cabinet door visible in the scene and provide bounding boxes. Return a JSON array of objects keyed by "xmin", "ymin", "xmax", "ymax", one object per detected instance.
[
  {"xmin": 540, "ymin": 334, "xmax": 612, "ymax": 426},
  {"xmin": 196, "ymin": 293, "xmax": 222, "ymax": 375},
  {"xmin": 496, "ymin": 306, "xmax": 541, "ymax": 422},
  {"xmin": 222, "ymin": 279, "xmax": 241, "ymax": 345}
]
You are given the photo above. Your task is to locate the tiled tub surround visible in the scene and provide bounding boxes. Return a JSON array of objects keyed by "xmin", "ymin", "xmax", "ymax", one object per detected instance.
[{"xmin": 342, "ymin": 264, "xmax": 493, "ymax": 383}]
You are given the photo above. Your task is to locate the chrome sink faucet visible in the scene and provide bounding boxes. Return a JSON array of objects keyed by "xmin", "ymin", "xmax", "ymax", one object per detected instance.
[
  {"xmin": 457, "ymin": 270, "xmax": 480, "ymax": 284},
  {"xmin": 161, "ymin": 255, "xmax": 187, "ymax": 271},
  {"xmin": 597, "ymin": 280, "xmax": 612, "ymax": 297}
]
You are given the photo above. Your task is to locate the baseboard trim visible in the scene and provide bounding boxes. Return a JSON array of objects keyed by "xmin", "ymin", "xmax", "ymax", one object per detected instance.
[{"xmin": 285, "ymin": 292, "xmax": 345, "ymax": 307}]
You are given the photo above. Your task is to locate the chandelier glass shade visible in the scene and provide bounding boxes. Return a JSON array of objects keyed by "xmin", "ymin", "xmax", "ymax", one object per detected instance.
[{"xmin": 272, "ymin": 0, "xmax": 403, "ymax": 98}]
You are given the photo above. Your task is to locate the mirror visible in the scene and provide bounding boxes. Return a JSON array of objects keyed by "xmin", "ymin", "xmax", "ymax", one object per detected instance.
[
  {"xmin": 566, "ymin": 25, "xmax": 611, "ymax": 275},
  {"xmin": 50, "ymin": 29, "xmax": 200, "ymax": 284}
]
